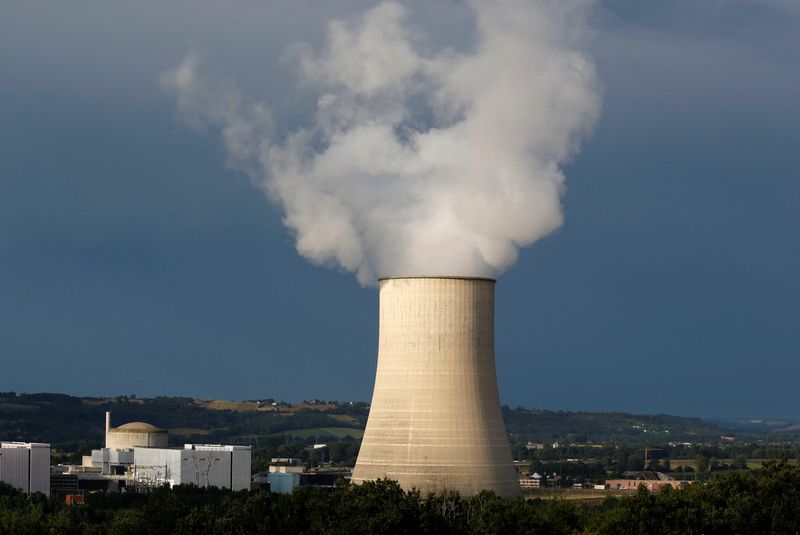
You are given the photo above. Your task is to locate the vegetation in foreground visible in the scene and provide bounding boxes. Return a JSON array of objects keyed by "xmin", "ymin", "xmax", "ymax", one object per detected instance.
[{"xmin": 2, "ymin": 462, "xmax": 800, "ymax": 534}]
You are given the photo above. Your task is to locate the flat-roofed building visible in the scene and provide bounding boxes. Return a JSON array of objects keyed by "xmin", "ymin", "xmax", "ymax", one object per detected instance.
[
  {"xmin": 606, "ymin": 472, "xmax": 692, "ymax": 492},
  {"xmin": 0, "ymin": 442, "xmax": 50, "ymax": 496},
  {"xmin": 133, "ymin": 444, "xmax": 251, "ymax": 491},
  {"xmin": 90, "ymin": 448, "xmax": 135, "ymax": 475}
]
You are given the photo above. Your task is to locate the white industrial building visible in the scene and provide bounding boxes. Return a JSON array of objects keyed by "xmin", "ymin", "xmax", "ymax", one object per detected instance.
[
  {"xmin": 133, "ymin": 444, "xmax": 251, "ymax": 491},
  {"xmin": 77, "ymin": 414, "xmax": 251, "ymax": 491},
  {"xmin": 82, "ymin": 412, "xmax": 169, "ymax": 476},
  {"xmin": 90, "ymin": 448, "xmax": 135, "ymax": 475},
  {"xmin": 0, "ymin": 442, "xmax": 50, "ymax": 496}
]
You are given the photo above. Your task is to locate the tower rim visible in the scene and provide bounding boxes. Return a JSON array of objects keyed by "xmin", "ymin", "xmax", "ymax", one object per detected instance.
[{"xmin": 377, "ymin": 275, "xmax": 496, "ymax": 283}]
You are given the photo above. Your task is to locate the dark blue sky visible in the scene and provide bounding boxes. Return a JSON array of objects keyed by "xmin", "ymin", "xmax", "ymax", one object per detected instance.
[{"xmin": 1, "ymin": 1, "xmax": 798, "ymax": 418}]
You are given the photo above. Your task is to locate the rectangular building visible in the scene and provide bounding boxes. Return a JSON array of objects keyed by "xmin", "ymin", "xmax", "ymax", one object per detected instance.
[
  {"xmin": 606, "ymin": 479, "xmax": 692, "ymax": 492},
  {"xmin": 90, "ymin": 448, "xmax": 135, "ymax": 475},
  {"xmin": 133, "ymin": 444, "xmax": 251, "ymax": 491},
  {"xmin": 0, "ymin": 442, "xmax": 50, "ymax": 496}
]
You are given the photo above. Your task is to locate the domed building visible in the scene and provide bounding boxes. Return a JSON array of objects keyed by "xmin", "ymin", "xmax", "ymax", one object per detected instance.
[{"xmin": 105, "ymin": 414, "xmax": 168, "ymax": 450}]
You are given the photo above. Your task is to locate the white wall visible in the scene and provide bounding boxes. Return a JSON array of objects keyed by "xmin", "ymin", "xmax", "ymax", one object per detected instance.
[
  {"xmin": 180, "ymin": 449, "xmax": 230, "ymax": 488},
  {"xmin": 91, "ymin": 448, "xmax": 135, "ymax": 475},
  {"xmin": 133, "ymin": 448, "xmax": 182, "ymax": 487},
  {"xmin": 231, "ymin": 448, "xmax": 251, "ymax": 491},
  {"xmin": 0, "ymin": 442, "xmax": 50, "ymax": 496},
  {"xmin": 134, "ymin": 445, "xmax": 251, "ymax": 491},
  {"xmin": 0, "ymin": 446, "xmax": 29, "ymax": 492},
  {"xmin": 29, "ymin": 444, "xmax": 50, "ymax": 496}
]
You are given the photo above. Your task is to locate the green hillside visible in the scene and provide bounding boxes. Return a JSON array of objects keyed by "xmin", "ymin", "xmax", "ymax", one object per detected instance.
[
  {"xmin": 0, "ymin": 392, "xmax": 368, "ymax": 450},
  {"xmin": 502, "ymin": 406, "xmax": 735, "ymax": 444},
  {"xmin": 0, "ymin": 391, "xmax": 773, "ymax": 452}
]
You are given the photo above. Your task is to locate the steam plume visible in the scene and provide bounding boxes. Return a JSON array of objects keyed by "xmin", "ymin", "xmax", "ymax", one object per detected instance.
[{"xmin": 162, "ymin": 0, "xmax": 601, "ymax": 285}]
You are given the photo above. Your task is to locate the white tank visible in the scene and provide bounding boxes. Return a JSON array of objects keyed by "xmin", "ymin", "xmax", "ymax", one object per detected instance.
[{"xmin": 352, "ymin": 277, "xmax": 519, "ymax": 496}]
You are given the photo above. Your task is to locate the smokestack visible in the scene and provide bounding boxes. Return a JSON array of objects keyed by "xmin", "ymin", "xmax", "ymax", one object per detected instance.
[
  {"xmin": 105, "ymin": 411, "xmax": 111, "ymax": 447},
  {"xmin": 352, "ymin": 277, "xmax": 519, "ymax": 496}
]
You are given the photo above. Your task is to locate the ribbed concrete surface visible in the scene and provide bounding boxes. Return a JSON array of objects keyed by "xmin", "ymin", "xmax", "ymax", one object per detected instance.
[{"xmin": 352, "ymin": 277, "xmax": 519, "ymax": 497}]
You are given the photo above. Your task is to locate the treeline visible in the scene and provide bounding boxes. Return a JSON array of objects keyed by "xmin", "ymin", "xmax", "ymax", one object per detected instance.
[
  {"xmin": 250, "ymin": 438, "xmax": 360, "ymax": 471},
  {"xmin": 2, "ymin": 462, "xmax": 800, "ymax": 534}
]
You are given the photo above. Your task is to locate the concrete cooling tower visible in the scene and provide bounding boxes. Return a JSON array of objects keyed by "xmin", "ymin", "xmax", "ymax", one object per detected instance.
[{"xmin": 352, "ymin": 277, "xmax": 519, "ymax": 497}]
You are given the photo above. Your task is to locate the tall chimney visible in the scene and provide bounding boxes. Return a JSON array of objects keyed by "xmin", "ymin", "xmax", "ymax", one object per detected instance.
[
  {"xmin": 352, "ymin": 277, "xmax": 519, "ymax": 496},
  {"xmin": 105, "ymin": 411, "xmax": 111, "ymax": 448}
]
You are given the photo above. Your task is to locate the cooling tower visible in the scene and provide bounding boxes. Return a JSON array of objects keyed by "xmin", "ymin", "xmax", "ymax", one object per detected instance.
[{"xmin": 352, "ymin": 277, "xmax": 519, "ymax": 497}]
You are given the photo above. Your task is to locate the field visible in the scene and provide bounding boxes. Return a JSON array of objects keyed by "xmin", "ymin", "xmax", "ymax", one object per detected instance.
[
  {"xmin": 524, "ymin": 488, "xmax": 615, "ymax": 502},
  {"xmin": 169, "ymin": 428, "xmax": 210, "ymax": 436},
  {"xmin": 268, "ymin": 427, "xmax": 365, "ymax": 439}
]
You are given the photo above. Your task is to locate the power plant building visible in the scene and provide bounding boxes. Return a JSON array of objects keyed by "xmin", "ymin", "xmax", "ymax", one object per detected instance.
[
  {"xmin": 77, "ymin": 414, "xmax": 251, "ymax": 491},
  {"xmin": 0, "ymin": 442, "xmax": 50, "ymax": 496},
  {"xmin": 133, "ymin": 444, "xmax": 251, "ymax": 491},
  {"xmin": 83, "ymin": 412, "xmax": 168, "ymax": 475},
  {"xmin": 352, "ymin": 277, "xmax": 519, "ymax": 497},
  {"xmin": 90, "ymin": 448, "xmax": 135, "ymax": 475}
]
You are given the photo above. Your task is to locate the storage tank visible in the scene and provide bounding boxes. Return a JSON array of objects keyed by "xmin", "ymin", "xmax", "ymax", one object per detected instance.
[{"xmin": 352, "ymin": 277, "xmax": 519, "ymax": 496}]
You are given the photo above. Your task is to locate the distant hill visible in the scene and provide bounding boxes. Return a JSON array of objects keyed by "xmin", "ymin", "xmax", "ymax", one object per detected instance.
[
  {"xmin": 0, "ymin": 391, "xmax": 784, "ymax": 451},
  {"xmin": 502, "ymin": 407, "xmax": 736, "ymax": 444},
  {"xmin": 707, "ymin": 417, "xmax": 800, "ymax": 435},
  {"xmin": 0, "ymin": 392, "xmax": 368, "ymax": 450}
]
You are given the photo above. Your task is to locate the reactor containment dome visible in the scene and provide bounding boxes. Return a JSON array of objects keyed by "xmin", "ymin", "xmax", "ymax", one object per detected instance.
[{"xmin": 105, "ymin": 413, "xmax": 168, "ymax": 450}]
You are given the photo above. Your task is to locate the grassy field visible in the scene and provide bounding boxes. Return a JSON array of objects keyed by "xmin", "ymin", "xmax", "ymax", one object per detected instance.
[
  {"xmin": 746, "ymin": 458, "xmax": 800, "ymax": 468},
  {"xmin": 191, "ymin": 399, "xmax": 342, "ymax": 414},
  {"xmin": 269, "ymin": 427, "xmax": 364, "ymax": 439},
  {"xmin": 671, "ymin": 458, "xmax": 800, "ymax": 472},
  {"xmin": 169, "ymin": 428, "xmax": 210, "ymax": 436},
  {"xmin": 524, "ymin": 488, "xmax": 616, "ymax": 502}
]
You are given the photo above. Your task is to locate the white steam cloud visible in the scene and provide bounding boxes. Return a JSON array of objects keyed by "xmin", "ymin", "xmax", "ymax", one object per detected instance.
[{"xmin": 161, "ymin": 0, "xmax": 601, "ymax": 285}]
